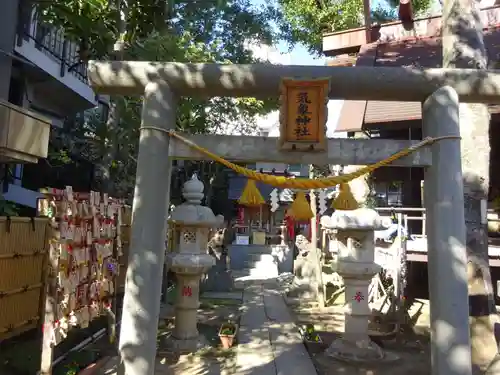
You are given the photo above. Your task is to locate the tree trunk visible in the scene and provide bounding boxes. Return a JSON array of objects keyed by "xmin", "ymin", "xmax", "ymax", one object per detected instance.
[
  {"xmin": 100, "ymin": 100, "xmax": 119, "ymax": 194},
  {"xmin": 442, "ymin": 1, "xmax": 498, "ymax": 372}
]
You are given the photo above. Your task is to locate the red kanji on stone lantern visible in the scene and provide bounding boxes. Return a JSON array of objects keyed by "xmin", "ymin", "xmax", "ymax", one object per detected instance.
[{"xmin": 182, "ymin": 286, "xmax": 192, "ymax": 297}]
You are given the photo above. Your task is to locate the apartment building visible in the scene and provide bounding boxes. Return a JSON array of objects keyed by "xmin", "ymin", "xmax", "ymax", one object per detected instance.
[{"xmin": 0, "ymin": 1, "xmax": 104, "ymax": 209}]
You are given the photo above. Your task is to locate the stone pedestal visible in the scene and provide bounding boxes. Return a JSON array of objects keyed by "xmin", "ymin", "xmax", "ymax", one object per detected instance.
[
  {"xmin": 165, "ymin": 175, "xmax": 224, "ymax": 353},
  {"xmin": 321, "ymin": 208, "xmax": 396, "ymax": 362}
]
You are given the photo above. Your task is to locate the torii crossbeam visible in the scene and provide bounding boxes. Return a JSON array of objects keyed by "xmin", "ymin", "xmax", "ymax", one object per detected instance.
[
  {"xmin": 89, "ymin": 61, "xmax": 500, "ymax": 102},
  {"xmin": 88, "ymin": 60, "xmax": 494, "ymax": 375}
]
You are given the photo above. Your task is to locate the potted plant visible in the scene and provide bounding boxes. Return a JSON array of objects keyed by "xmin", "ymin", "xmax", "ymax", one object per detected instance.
[
  {"xmin": 218, "ymin": 320, "xmax": 238, "ymax": 349},
  {"xmin": 64, "ymin": 361, "xmax": 80, "ymax": 375},
  {"xmin": 300, "ymin": 324, "xmax": 324, "ymax": 353}
]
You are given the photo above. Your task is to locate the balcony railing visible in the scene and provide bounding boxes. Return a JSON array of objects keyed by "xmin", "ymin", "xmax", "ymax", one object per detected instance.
[{"xmin": 17, "ymin": 10, "xmax": 88, "ymax": 83}]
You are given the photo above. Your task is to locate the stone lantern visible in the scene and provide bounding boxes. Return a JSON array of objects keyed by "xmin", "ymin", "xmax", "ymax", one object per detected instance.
[
  {"xmin": 166, "ymin": 174, "xmax": 224, "ymax": 352},
  {"xmin": 320, "ymin": 208, "xmax": 394, "ymax": 362}
]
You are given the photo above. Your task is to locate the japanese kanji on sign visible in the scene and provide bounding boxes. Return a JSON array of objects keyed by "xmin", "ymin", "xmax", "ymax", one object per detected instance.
[{"xmin": 278, "ymin": 78, "xmax": 330, "ymax": 152}]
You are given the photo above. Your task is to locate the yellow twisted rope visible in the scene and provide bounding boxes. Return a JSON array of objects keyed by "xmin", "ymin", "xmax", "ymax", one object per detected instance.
[{"xmin": 142, "ymin": 127, "xmax": 458, "ymax": 189}]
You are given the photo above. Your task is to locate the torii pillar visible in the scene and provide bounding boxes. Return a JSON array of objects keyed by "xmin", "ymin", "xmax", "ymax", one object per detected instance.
[
  {"xmin": 87, "ymin": 61, "xmax": 500, "ymax": 375},
  {"xmin": 118, "ymin": 81, "xmax": 176, "ymax": 375}
]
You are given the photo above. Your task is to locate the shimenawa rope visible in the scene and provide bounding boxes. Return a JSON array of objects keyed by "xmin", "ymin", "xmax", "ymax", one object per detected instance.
[{"xmin": 139, "ymin": 126, "xmax": 459, "ymax": 190}]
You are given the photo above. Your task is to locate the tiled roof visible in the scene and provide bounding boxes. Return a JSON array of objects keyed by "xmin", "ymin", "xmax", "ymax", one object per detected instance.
[{"xmin": 333, "ymin": 6, "xmax": 500, "ymax": 132}]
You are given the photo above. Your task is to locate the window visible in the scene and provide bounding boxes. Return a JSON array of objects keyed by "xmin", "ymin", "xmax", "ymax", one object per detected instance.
[
  {"xmin": 8, "ymin": 76, "xmax": 24, "ymax": 106},
  {"xmin": 373, "ymin": 181, "xmax": 403, "ymax": 207}
]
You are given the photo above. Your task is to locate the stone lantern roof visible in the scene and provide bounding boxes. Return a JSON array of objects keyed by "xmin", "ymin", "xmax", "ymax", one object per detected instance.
[{"xmin": 169, "ymin": 174, "xmax": 224, "ymax": 228}]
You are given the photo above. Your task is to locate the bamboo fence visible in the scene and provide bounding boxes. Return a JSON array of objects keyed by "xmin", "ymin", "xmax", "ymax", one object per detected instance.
[{"xmin": 0, "ymin": 216, "xmax": 50, "ymax": 341}]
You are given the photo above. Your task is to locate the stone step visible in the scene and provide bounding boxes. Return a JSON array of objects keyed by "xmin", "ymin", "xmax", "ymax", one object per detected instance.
[
  {"xmin": 230, "ymin": 244, "xmax": 273, "ymax": 254},
  {"xmin": 201, "ymin": 291, "xmax": 243, "ymax": 300},
  {"xmin": 247, "ymin": 246, "xmax": 273, "ymax": 254},
  {"xmin": 243, "ymin": 258, "xmax": 277, "ymax": 269},
  {"xmin": 243, "ymin": 265, "xmax": 278, "ymax": 277},
  {"xmin": 249, "ymin": 266, "xmax": 278, "ymax": 278},
  {"xmin": 247, "ymin": 253, "xmax": 275, "ymax": 263},
  {"xmin": 233, "ymin": 265, "xmax": 279, "ymax": 279},
  {"xmin": 233, "ymin": 268, "xmax": 278, "ymax": 289}
]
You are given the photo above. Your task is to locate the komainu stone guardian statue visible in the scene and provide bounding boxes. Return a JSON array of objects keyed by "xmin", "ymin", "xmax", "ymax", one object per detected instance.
[{"xmin": 200, "ymin": 227, "xmax": 234, "ymax": 292}]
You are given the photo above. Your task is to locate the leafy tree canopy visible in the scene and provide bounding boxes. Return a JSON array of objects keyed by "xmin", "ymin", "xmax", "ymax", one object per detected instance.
[
  {"xmin": 36, "ymin": 0, "xmax": 281, "ymax": 198},
  {"xmin": 35, "ymin": 0, "xmax": 168, "ymax": 58},
  {"xmin": 274, "ymin": 0, "xmax": 434, "ymax": 55}
]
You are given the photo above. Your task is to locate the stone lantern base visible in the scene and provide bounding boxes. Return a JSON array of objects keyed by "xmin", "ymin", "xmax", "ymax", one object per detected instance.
[
  {"xmin": 326, "ymin": 337, "xmax": 399, "ymax": 363},
  {"xmin": 326, "ymin": 337, "xmax": 383, "ymax": 362}
]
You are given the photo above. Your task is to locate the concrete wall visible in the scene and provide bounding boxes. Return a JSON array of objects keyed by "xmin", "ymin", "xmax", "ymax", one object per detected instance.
[{"xmin": 0, "ymin": 0, "xmax": 19, "ymax": 100}]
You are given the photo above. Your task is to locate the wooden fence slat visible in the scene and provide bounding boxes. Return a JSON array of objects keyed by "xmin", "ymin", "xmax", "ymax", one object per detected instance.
[
  {"xmin": 40, "ymin": 239, "xmax": 59, "ymax": 375},
  {"xmin": 0, "ymin": 216, "xmax": 49, "ymax": 342}
]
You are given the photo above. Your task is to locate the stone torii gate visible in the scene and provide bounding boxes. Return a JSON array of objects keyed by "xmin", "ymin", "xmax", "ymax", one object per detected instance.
[{"xmin": 88, "ymin": 61, "xmax": 500, "ymax": 375}]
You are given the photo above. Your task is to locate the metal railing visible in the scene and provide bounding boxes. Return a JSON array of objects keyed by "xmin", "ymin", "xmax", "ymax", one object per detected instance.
[
  {"xmin": 18, "ymin": 10, "xmax": 88, "ymax": 83},
  {"xmin": 374, "ymin": 207, "xmax": 426, "ymax": 238}
]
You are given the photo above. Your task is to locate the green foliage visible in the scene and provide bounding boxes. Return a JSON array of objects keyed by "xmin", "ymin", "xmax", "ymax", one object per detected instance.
[
  {"xmin": 40, "ymin": 0, "xmax": 280, "ymax": 198},
  {"xmin": 34, "ymin": 0, "xmax": 168, "ymax": 58},
  {"xmin": 64, "ymin": 361, "xmax": 79, "ymax": 375},
  {"xmin": 220, "ymin": 321, "xmax": 236, "ymax": 335},
  {"xmin": 276, "ymin": 0, "xmax": 364, "ymax": 55},
  {"xmin": 35, "ymin": 0, "xmax": 279, "ymax": 59},
  {"xmin": 274, "ymin": 0, "xmax": 434, "ymax": 55},
  {"xmin": 303, "ymin": 323, "xmax": 321, "ymax": 342},
  {"xmin": 126, "ymin": 30, "xmax": 277, "ymax": 135},
  {"xmin": 311, "ymin": 164, "xmax": 331, "ymax": 178}
]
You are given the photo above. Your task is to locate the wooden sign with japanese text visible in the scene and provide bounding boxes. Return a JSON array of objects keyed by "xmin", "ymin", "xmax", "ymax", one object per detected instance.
[{"xmin": 279, "ymin": 78, "xmax": 330, "ymax": 152}]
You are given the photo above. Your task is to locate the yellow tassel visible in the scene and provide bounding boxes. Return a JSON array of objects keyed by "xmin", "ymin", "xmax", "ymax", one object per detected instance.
[
  {"xmin": 288, "ymin": 191, "xmax": 314, "ymax": 221},
  {"xmin": 238, "ymin": 179, "xmax": 265, "ymax": 207},
  {"xmin": 332, "ymin": 183, "xmax": 359, "ymax": 211}
]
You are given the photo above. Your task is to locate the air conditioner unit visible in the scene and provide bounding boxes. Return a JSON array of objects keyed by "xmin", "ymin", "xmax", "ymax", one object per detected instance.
[{"xmin": 0, "ymin": 100, "xmax": 51, "ymax": 163}]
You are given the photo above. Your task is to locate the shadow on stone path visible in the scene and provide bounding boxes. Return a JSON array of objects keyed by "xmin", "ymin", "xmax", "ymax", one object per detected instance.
[
  {"xmin": 94, "ymin": 276, "xmax": 317, "ymax": 375},
  {"xmin": 234, "ymin": 278, "xmax": 317, "ymax": 375}
]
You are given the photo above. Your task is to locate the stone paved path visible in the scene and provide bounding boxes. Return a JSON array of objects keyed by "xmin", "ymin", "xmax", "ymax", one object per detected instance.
[
  {"xmin": 94, "ymin": 277, "xmax": 316, "ymax": 375},
  {"xmin": 236, "ymin": 280, "xmax": 317, "ymax": 375}
]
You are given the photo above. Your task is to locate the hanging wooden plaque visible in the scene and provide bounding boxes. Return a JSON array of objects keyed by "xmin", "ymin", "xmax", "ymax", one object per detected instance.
[{"xmin": 279, "ymin": 78, "xmax": 330, "ymax": 152}]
